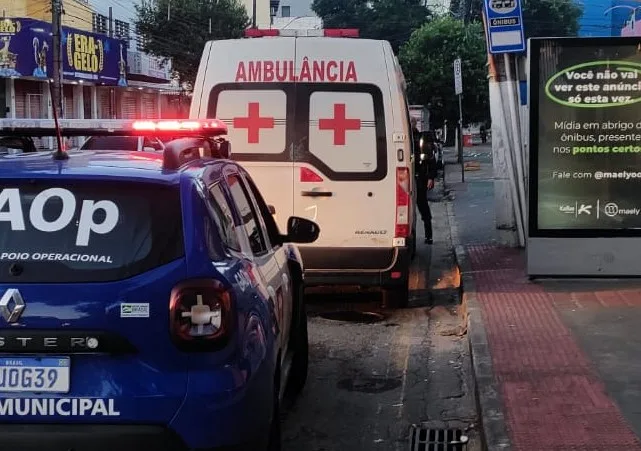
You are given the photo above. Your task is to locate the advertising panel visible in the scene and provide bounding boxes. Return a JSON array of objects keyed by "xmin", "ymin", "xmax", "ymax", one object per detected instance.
[
  {"xmin": 529, "ymin": 37, "xmax": 641, "ymax": 235},
  {"xmin": 0, "ymin": 18, "xmax": 127, "ymax": 86}
]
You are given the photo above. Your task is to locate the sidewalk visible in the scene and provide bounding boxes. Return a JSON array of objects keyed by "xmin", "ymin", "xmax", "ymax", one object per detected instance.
[{"xmin": 445, "ymin": 144, "xmax": 641, "ymax": 451}]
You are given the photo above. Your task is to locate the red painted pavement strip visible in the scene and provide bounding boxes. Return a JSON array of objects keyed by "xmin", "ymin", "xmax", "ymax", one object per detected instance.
[{"xmin": 467, "ymin": 245, "xmax": 641, "ymax": 451}]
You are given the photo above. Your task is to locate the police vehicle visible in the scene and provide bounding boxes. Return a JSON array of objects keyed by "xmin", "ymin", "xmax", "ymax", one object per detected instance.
[{"xmin": 0, "ymin": 118, "xmax": 320, "ymax": 451}]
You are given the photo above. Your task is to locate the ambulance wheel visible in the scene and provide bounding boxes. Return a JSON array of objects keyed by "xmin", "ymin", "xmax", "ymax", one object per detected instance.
[
  {"xmin": 382, "ymin": 284, "xmax": 409, "ymax": 309},
  {"xmin": 410, "ymin": 228, "xmax": 417, "ymax": 260}
]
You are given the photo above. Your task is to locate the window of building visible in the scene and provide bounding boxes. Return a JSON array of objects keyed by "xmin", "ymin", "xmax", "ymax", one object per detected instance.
[
  {"xmin": 135, "ymin": 25, "xmax": 150, "ymax": 52},
  {"xmin": 114, "ymin": 20, "xmax": 130, "ymax": 48},
  {"xmin": 281, "ymin": 5, "xmax": 291, "ymax": 16},
  {"xmin": 93, "ymin": 14, "xmax": 108, "ymax": 35}
]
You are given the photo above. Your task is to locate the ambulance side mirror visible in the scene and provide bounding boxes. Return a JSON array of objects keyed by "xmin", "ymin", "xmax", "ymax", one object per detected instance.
[
  {"xmin": 283, "ymin": 216, "xmax": 320, "ymax": 244},
  {"xmin": 218, "ymin": 139, "xmax": 231, "ymax": 159}
]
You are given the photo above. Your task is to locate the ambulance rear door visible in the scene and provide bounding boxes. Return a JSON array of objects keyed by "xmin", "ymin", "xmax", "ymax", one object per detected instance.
[{"xmin": 292, "ymin": 38, "xmax": 396, "ymax": 267}]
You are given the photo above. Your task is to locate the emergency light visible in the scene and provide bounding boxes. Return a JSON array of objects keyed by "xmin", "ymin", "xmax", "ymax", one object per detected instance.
[
  {"xmin": 0, "ymin": 119, "xmax": 228, "ymax": 137},
  {"xmin": 244, "ymin": 28, "xmax": 359, "ymax": 38},
  {"xmin": 0, "ymin": 118, "xmax": 231, "ymax": 170}
]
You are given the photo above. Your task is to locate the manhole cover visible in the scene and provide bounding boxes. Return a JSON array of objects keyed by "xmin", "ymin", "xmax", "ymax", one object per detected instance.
[
  {"xmin": 409, "ymin": 425, "xmax": 468, "ymax": 451},
  {"xmin": 337, "ymin": 376, "xmax": 402, "ymax": 393},
  {"xmin": 318, "ymin": 310, "xmax": 385, "ymax": 323}
]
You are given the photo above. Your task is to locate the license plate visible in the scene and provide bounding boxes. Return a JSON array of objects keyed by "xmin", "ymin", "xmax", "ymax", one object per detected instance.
[{"xmin": 0, "ymin": 357, "xmax": 70, "ymax": 393}]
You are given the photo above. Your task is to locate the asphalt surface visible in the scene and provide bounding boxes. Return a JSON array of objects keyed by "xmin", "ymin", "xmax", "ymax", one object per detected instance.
[{"xmin": 281, "ymin": 182, "xmax": 480, "ymax": 451}]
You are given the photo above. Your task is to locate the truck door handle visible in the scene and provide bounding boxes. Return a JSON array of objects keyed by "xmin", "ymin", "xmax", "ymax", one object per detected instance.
[{"xmin": 301, "ymin": 191, "xmax": 333, "ymax": 197}]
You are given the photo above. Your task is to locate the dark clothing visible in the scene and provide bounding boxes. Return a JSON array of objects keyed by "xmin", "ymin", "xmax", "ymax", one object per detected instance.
[
  {"xmin": 417, "ymin": 182, "xmax": 432, "ymax": 241},
  {"xmin": 412, "ymin": 127, "xmax": 438, "ymax": 241}
]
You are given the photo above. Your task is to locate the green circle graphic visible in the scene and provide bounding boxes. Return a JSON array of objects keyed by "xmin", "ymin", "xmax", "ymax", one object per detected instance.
[{"xmin": 544, "ymin": 60, "xmax": 641, "ymax": 108}]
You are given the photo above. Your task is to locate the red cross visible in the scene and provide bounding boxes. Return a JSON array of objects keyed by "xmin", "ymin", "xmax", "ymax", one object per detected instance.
[
  {"xmin": 318, "ymin": 103, "xmax": 361, "ymax": 146},
  {"xmin": 233, "ymin": 102, "xmax": 274, "ymax": 144}
]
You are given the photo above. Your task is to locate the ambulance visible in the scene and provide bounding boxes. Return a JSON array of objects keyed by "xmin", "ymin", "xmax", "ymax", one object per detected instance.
[{"xmin": 190, "ymin": 28, "xmax": 417, "ymax": 307}]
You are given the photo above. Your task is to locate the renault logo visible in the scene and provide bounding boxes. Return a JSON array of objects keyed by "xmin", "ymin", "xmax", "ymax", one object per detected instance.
[{"xmin": 0, "ymin": 289, "xmax": 26, "ymax": 323}]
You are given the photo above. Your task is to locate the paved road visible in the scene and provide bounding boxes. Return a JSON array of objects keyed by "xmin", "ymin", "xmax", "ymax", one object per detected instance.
[{"xmin": 281, "ymin": 184, "xmax": 480, "ymax": 451}]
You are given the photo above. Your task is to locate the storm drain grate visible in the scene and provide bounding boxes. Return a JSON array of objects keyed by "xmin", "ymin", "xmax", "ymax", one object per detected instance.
[{"xmin": 409, "ymin": 425, "xmax": 468, "ymax": 451}]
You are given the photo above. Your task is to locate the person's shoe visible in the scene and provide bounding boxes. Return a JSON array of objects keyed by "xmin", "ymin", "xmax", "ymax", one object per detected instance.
[{"xmin": 425, "ymin": 238, "xmax": 433, "ymax": 244}]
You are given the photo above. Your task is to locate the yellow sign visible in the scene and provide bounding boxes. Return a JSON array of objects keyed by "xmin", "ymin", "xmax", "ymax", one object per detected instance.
[
  {"xmin": 66, "ymin": 32, "xmax": 104, "ymax": 74},
  {"xmin": 0, "ymin": 19, "xmax": 20, "ymax": 35}
]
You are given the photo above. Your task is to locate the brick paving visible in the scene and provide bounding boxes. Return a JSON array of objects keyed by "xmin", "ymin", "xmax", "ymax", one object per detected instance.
[{"xmin": 467, "ymin": 244, "xmax": 641, "ymax": 451}]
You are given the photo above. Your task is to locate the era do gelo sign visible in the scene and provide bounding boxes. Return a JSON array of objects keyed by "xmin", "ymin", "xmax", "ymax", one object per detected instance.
[{"xmin": 66, "ymin": 32, "xmax": 104, "ymax": 75}]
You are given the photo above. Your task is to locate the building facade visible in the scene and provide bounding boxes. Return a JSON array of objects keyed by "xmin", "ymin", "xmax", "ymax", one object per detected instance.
[
  {"xmin": 88, "ymin": 0, "xmax": 187, "ymax": 119},
  {"xmin": 271, "ymin": 0, "xmax": 321, "ymax": 31},
  {"xmin": 577, "ymin": 0, "xmax": 641, "ymax": 37},
  {"xmin": 241, "ymin": 0, "xmax": 279, "ymax": 26},
  {"xmin": 0, "ymin": 0, "xmax": 185, "ymax": 122}
]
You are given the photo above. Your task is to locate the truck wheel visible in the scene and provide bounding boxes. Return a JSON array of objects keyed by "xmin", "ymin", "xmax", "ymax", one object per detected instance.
[
  {"xmin": 382, "ymin": 284, "xmax": 409, "ymax": 309},
  {"xmin": 410, "ymin": 228, "xmax": 417, "ymax": 260}
]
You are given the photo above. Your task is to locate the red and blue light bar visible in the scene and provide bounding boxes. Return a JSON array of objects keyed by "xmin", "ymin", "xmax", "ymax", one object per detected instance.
[{"xmin": 0, "ymin": 119, "xmax": 228, "ymax": 137}]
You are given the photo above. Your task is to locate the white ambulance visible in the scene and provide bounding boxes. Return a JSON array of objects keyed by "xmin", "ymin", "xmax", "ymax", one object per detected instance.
[{"xmin": 190, "ymin": 28, "xmax": 417, "ymax": 307}]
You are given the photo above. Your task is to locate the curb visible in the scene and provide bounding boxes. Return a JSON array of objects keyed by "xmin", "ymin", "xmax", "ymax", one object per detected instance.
[{"xmin": 445, "ymin": 201, "xmax": 512, "ymax": 451}]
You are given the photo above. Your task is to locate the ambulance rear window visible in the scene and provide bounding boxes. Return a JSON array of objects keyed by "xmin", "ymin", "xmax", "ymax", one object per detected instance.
[
  {"xmin": 0, "ymin": 181, "xmax": 184, "ymax": 283},
  {"xmin": 208, "ymin": 83, "xmax": 387, "ymax": 181}
]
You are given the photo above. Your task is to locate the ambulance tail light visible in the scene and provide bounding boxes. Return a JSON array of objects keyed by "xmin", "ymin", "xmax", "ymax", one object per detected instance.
[
  {"xmin": 395, "ymin": 167, "xmax": 410, "ymax": 238},
  {"xmin": 169, "ymin": 279, "xmax": 233, "ymax": 352},
  {"xmin": 300, "ymin": 167, "xmax": 324, "ymax": 183}
]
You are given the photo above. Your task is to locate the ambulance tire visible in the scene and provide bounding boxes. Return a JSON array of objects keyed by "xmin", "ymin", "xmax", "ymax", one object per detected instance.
[
  {"xmin": 410, "ymin": 228, "xmax": 417, "ymax": 260},
  {"xmin": 382, "ymin": 284, "xmax": 409, "ymax": 309}
]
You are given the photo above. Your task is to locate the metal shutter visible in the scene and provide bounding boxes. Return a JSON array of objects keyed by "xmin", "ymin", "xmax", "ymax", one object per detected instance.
[
  {"xmin": 98, "ymin": 88, "xmax": 112, "ymax": 119},
  {"xmin": 63, "ymin": 85, "xmax": 74, "ymax": 118},
  {"xmin": 120, "ymin": 92, "xmax": 138, "ymax": 119},
  {"xmin": 142, "ymin": 93, "xmax": 157, "ymax": 119},
  {"xmin": 14, "ymin": 80, "xmax": 43, "ymax": 118}
]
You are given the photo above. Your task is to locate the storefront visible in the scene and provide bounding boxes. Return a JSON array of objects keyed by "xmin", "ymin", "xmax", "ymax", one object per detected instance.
[{"xmin": 0, "ymin": 17, "xmax": 130, "ymax": 119}]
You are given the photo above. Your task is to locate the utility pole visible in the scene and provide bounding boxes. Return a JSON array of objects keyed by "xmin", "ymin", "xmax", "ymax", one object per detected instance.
[
  {"xmin": 51, "ymin": 0, "xmax": 63, "ymax": 118},
  {"xmin": 252, "ymin": 0, "xmax": 257, "ymax": 28},
  {"xmin": 108, "ymin": 6, "xmax": 113, "ymax": 37},
  {"xmin": 454, "ymin": 57, "xmax": 464, "ymax": 182}
]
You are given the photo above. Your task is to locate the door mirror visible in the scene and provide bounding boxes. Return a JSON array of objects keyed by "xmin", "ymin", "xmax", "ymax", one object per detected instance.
[
  {"xmin": 218, "ymin": 139, "xmax": 231, "ymax": 159},
  {"xmin": 283, "ymin": 216, "xmax": 320, "ymax": 244},
  {"xmin": 268, "ymin": 205, "xmax": 276, "ymax": 215}
]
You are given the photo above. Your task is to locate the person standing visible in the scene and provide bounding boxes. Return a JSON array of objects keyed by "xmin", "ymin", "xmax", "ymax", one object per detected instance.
[
  {"xmin": 480, "ymin": 124, "xmax": 487, "ymax": 143},
  {"xmin": 411, "ymin": 120, "xmax": 438, "ymax": 244}
]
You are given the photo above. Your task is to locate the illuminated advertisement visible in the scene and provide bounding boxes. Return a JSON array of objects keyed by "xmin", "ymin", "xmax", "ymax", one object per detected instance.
[{"xmin": 529, "ymin": 37, "xmax": 641, "ymax": 234}]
